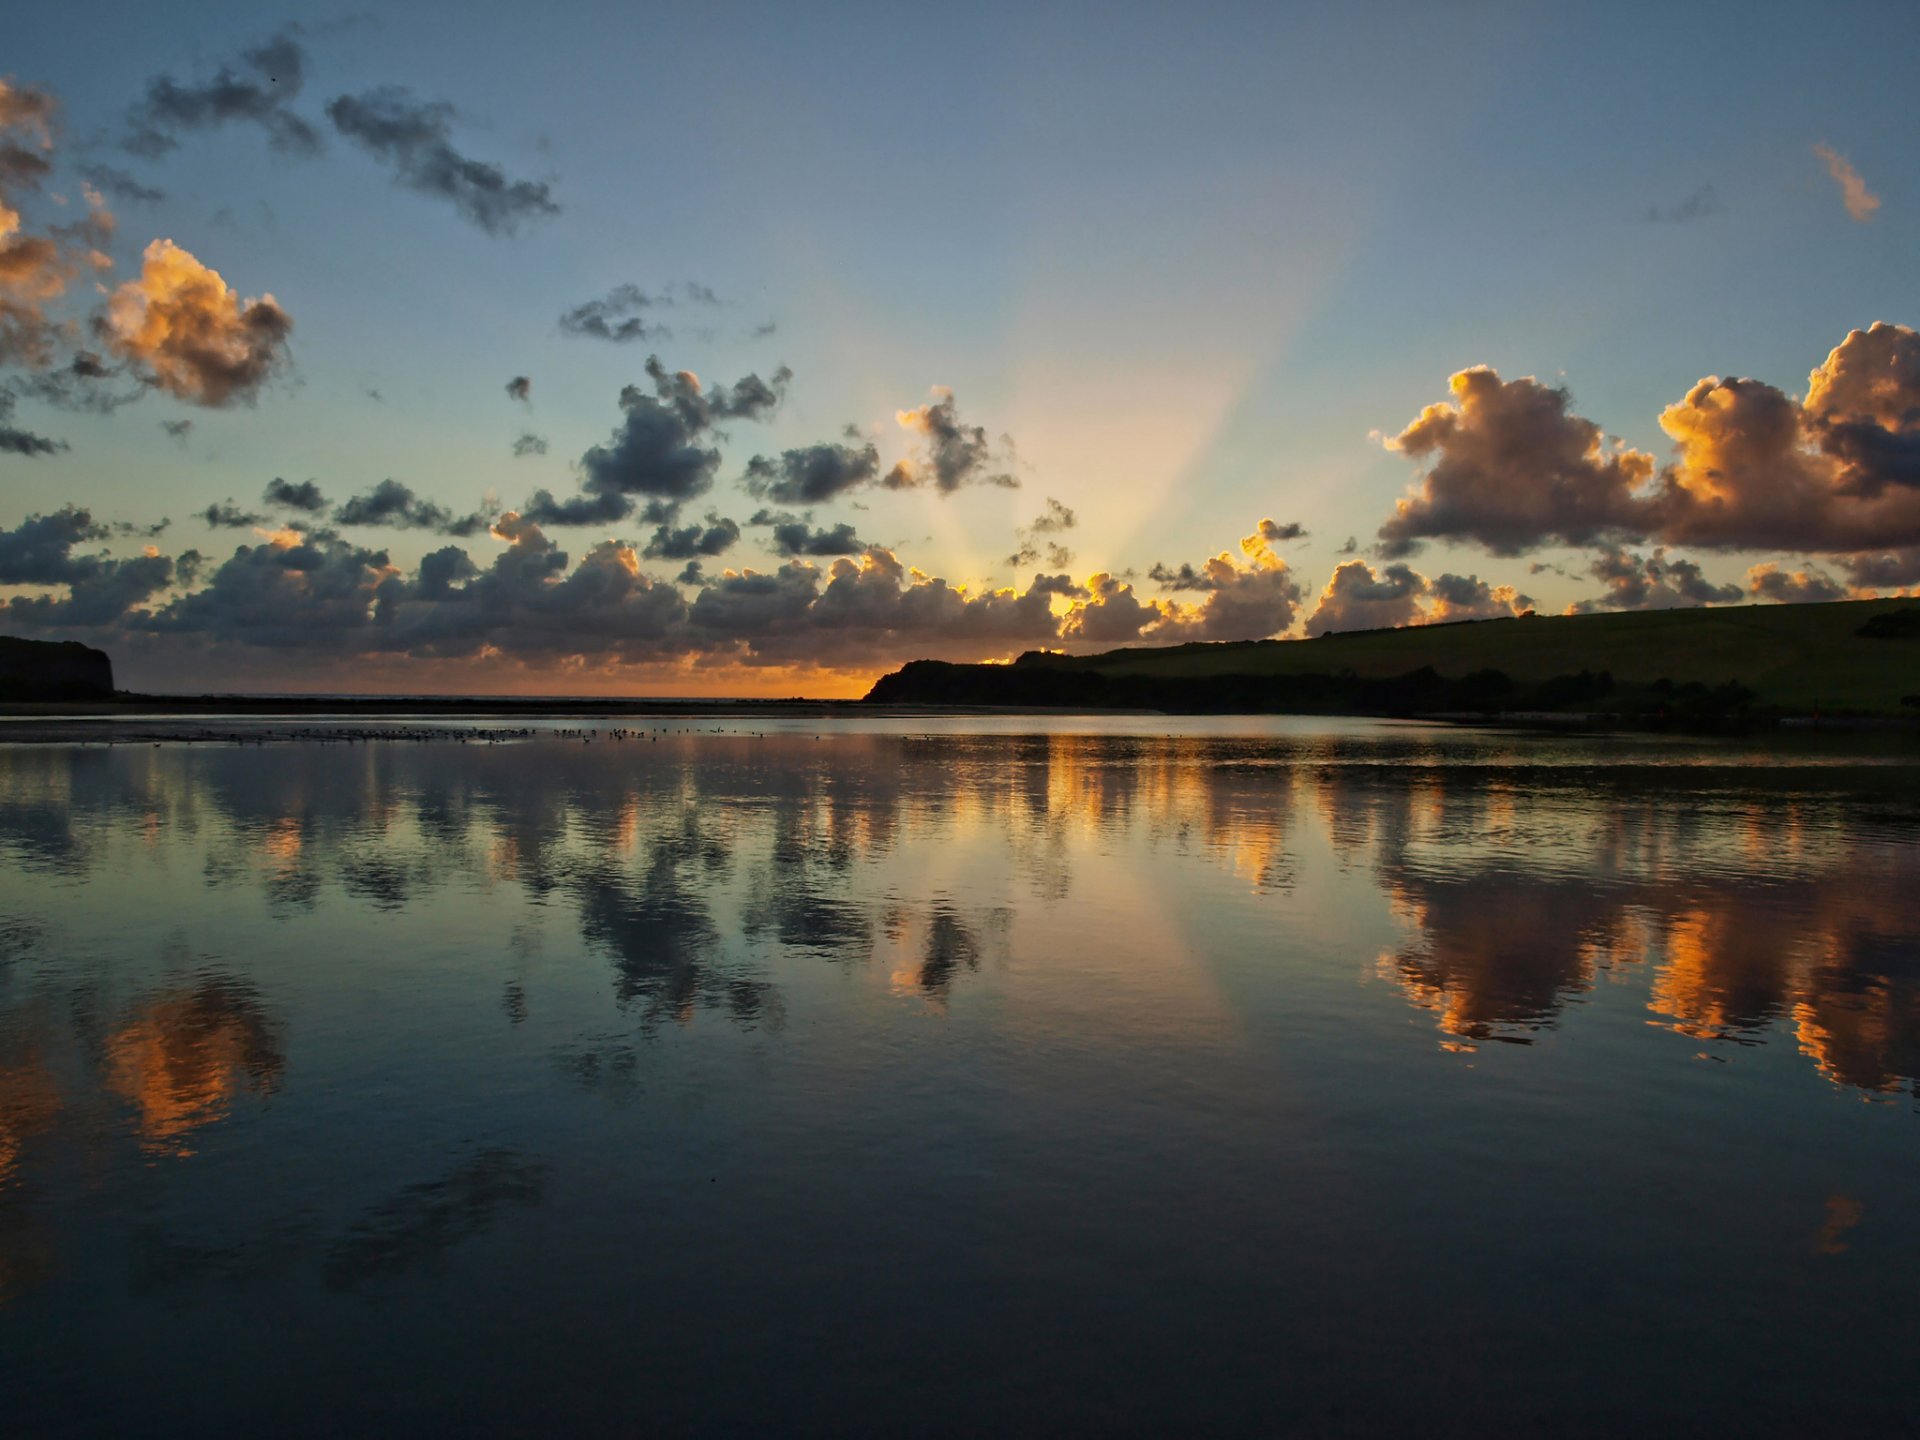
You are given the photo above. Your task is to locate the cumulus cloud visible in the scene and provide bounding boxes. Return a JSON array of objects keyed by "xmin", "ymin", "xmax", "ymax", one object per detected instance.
[
  {"xmin": 505, "ymin": 374, "xmax": 530, "ymax": 404},
  {"xmin": 1377, "ymin": 367, "xmax": 1657, "ymax": 556},
  {"xmin": 1426, "ymin": 572, "xmax": 1533, "ymax": 621},
  {"xmin": 101, "ymin": 239, "xmax": 292, "ymax": 406},
  {"xmin": 1307, "ymin": 560, "xmax": 1430, "ymax": 635},
  {"xmin": 264, "ymin": 477, "xmax": 328, "ymax": 513},
  {"xmin": 0, "ymin": 505, "xmax": 177, "ymax": 628},
  {"xmin": 1008, "ymin": 497, "xmax": 1077, "ymax": 567},
  {"xmin": 123, "ymin": 31, "xmax": 321, "ymax": 159},
  {"xmin": 1564, "ymin": 547, "xmax": 1740, "ymax": 614},
  {"xmin": 743, "ymin": 441, "xmax": 882, "ymax": 505},
  {"xmin": 326, "ymin": 87, "xmax": 558, "ymax": 235},
  {"xmin": 641, "ymin": 514, "xmax": 740, "ymax": 561},
  {"xmin": 887, "ymin": 388, "xmax": 1017, "ymax": 492},
  {"xmin": 1747, "ymin": 562, "xmax": 1846, "ymax": 604},
  {"xmin": 1651, "ymin": 325, "xmax": 1920, "ymax": 551},
  {"xmin": 1813, "ymin": 143, "xmax": 1880, "ymax": 223},
  {"xmin": 767, "ymin": 519, "xmax": 866, "ymax": 557},
  {"xmin": 1373, "ymin": 325, "xmax": 1920, "ymax": 578},
  {"xmin": 532, "ymin": 359, "xmax": 788, "ymax": 526},
  {"xmin": 512, "ymin": 432, "xmax": 547, "ymax": 458},
  {"xmin": 334, "ymin": 478, "xmax": 492, "ymax": 536}
]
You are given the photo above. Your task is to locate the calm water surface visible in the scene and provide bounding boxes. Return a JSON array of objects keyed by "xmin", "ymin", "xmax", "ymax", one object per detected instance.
[{"xmin": 3, "ymin": 717, "xmax": 1918, "ymax": 1436}]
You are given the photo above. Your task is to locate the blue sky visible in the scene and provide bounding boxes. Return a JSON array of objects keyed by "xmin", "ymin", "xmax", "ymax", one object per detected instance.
[{"xmin": 2, "ymin": 1, "xmax": 1916, "ymax": 691}]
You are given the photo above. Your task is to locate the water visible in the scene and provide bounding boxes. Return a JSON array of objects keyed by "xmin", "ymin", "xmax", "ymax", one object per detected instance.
[{"xmin": 2, "ymin": 717, "xmax": 1918, "ymax": 1436}]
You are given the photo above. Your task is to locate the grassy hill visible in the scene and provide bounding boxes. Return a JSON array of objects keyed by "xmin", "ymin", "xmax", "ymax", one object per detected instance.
[{"xmin": 866, "ymin": 598, "xmax": 1920, "ymax": 718}]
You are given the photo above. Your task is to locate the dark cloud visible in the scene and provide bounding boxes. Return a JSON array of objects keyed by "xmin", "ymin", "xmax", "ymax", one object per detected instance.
[
  {"xmin": 1028, "ymin": 573, "xmax": 1087, "ymax": 599},
  {"xmin": 505, "ymin": 375, "xmax": 530, "ymax": 404},
  {"xmin": 535, "ymin": 361, "xmax": 789, "ymax": 526},
  {"xmin": 887, "ymin": 388, "xmax": 1017, "ymax": 492},
  {"xmin": 326, "ymin": 87, "xmax": 558, "ymax": 235},
  {"xmin": 334, "ymin": 479, "xmax": 491, "ymax": 536},
  {"xmin": 641, "ymin": 515, "xmax": 740, "ymax": 561},
  {"xmin": 519, "ymin": 488, "xmax": 632, "ymax": 528},
  {"xmin": 79, "ymin": 164, "xmax": 165, "ymax": 205},
  {"xmin": 743, "ymin": 441, "xmax": 881, "ymax": 505},
  {"xmin": 1842, "ymin": 548, "xmax": 1920, "ymax": 590},
  {"xmin": 1565, "ymin": 548, "xmax": 1740, "ymax": 614},
  {"xmin": 201, "ymin": 500, "xmax": 266, "ymax": 529},
  {"xmin": 124, "ymin": 31, "xmax": 322, "ymax": 159},
  {"xmin": 1008, "ymin": 497, "xmax": 1077, "ymax": 567},
  {"xmin": 1337, "ymin": 536, "xmax": 1359, "ymax": 555},
  {"xmin": 768, "ymin": 520, "xmax": 865, "ymax": 557},
  {"xmin": 1427, "ymin": 572, "xmax": 1533, "ymax": 621},
  {"xmin": 0, "ymin": 390, "xmax": 64, "ymax": 456},
  {"xmin": 1746, "ymin": 562, "xmax": 1846, "ymax": 604},
  {"xmin": 1645, "ymin": 184, "xmax": 1717, "ymax": 223},
  {"xmin": 160, "ymin": 417, "xmax": 192, "ymax": 443},
  {"xmin": 264, "ymin": 477, "xmax": 329, "ymax": 513},
  {"xmin": 557, "ymin": 283, "xmax": 719, "ymax": 343},
  {"xmin": 0, "ymin": 506, "xmax": 176, "ymax": 628},
  {"xmin": 512, "ymin": 432, "xmax": 547, "ymax": 458}
]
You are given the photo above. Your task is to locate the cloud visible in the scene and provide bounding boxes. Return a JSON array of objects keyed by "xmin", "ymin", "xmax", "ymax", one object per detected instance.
[
  {"xmin": 124, "ymin": 30, "xmax": 322, "ymax": 159},
  {"xmin": 1747, "ymin": 562, "xmax": 1846, "ymax": 604},
  {"xmin": 334, "ymin": 479, "xmax": 491, "ymax": 536},
  {"xmin": 505, "ymin": 375, "xmax": 530, "ymax": 404},
  {"xmin": 200, "ymin": 500, "xmax": 266, "ymax": 528},
  {"xmin": 1651, "ymin": 325, "xmax": 1920, "ymax": 550},
  {"xmin": 767, "ymin": 519, "xmax": 866, "ymax": 557},
  {"xmin": 0, "ymin": 505, "xmax": 177, "ymax": 627},
  {"xmin": 535, "ymin": 360, "xmax": 788, "ymax": 525},
  {"xmin": 1058, "ymin": 572, "xmax": 1164, "ymax": 643},
  {"xmin": 1645, "ymin": 184, "xmax": 1717, "ymax": 224},
  {"xmin": 264, "ymin": 477, "xmax": 328, "ymax": 513},
  {"xmin": 1373, "ymin": 325, "xmax": 1920, "ymax": 571},
  {"xmin": 744, "ymin": 441, "xmax": 882, "ymax": 505},
  {"xmin": 79, "ymin": 164, "xmax": 164, "ymax": 206},
  {"xmin": 1813, "ymin": 143, "xmax": 1880, "ymax": 223},
  {"xmin": 1426, "ymin": 572, "xmax": 1533, "ymax": 621},
  {"xmin": 557, "ymin": 283, "xmax": 719, "ymax": 343},
  {"xmin": 1307, "ymin": 560, "xmax": 1430, "ymax": 634},
  {"xmin": 1008, "ymin": 497, "xmax": 1077, "ymax": 567},
  {"xmin": 1377, "ymin": 367, "xmax": 1657, "ymax": 556},
  {"xmin": 160, "ymin": 417, "xmax": 192, "ymax": 443},
  {"xmin": 102, "ymin": 239, "xmax": 292, "ymax": 406},
  {"xmin": 511, "ymin": 432, "xmax": 547, "ymax": 458},
  {"xmin": 887, "ymin": 388, "xmax": 1017, "ymax": 492},
  {"xmin": 0, "ymin": 81, "xmax": 90, "ymax": 371},
  {"xmin": 0, "ymin": 388, "xmax": 63, "ymax": 455},
  {"xmin": 1565, "ymin": 547, "xmax": 1740, "ymax": 613},
  {"xmin": 519, "ymin": 488, "xmax": 633, "ymax": 528},
  {"xmin": 641, "ymin": 515, "xmax": 740, "ymax": 561},
  {"xmin": 326, "ymin": 87, "xmax": 558, "ymax": 235}
]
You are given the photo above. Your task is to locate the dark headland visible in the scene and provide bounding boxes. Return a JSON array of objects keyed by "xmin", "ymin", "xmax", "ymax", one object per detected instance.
[{"xmin": 866, "ymin": 597, "xmax": 1920, "ymax": 723}]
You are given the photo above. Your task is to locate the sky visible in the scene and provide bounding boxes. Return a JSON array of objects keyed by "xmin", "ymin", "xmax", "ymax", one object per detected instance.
[{"xmin": 2, "ymin": 0, "xmax": 1918, "ymax": 695}]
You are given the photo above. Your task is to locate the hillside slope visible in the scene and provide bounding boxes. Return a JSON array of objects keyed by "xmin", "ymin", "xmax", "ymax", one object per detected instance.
[{"xmin": 866, "ymin": 599, "xmax": 1920, "ymax": 717}]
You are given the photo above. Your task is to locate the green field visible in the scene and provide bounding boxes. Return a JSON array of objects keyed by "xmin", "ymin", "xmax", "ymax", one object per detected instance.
[{"xmin": 1028, "ymin": 599, "xmax": 1920, "ymax": 715}]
